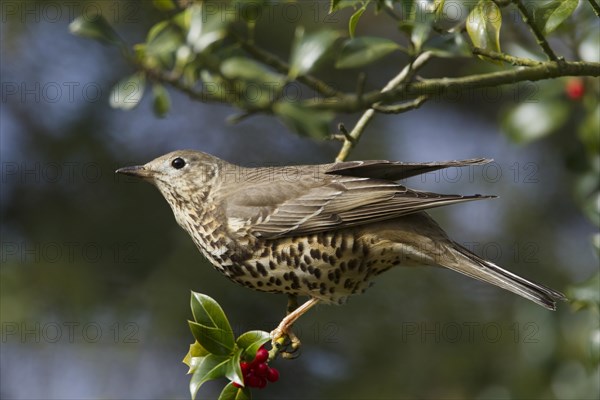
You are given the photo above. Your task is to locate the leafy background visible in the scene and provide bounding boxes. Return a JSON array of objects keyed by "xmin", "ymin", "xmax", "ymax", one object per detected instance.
[{"xmin": 1, "ymin": 0, "xmax": 599, "ymax": 399}]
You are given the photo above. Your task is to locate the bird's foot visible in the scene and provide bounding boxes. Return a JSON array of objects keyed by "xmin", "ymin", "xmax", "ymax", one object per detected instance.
[{"xmin": 270, "ymin": 328, "xmax": 301, "ymax": 359}]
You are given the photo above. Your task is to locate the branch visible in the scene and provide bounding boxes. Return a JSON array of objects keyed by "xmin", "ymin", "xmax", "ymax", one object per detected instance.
[
  {"xmin": 371, "ymin": 96, "xmax": 427, "ymax": 114},
  {"xmin": 472, "ymin": 47, "xmax": 542, "ymax": 67},
  {"xmin": 234, "ymin": 34, "xmax": 342, "ymax": 98},
  {"xmin": 588, "ymin": 0, "xmax": 600, "ymax": 17},
  {"xmin": 318, "ymin": 60, "xmax": 600, "ymax": 114},
  {"xmin": 335, "ymin": 52, "xmax": 433, "ymax": 162},
  {"xmin": 512, "ymin": 0, "xmax": 559, "ymax": 61}
]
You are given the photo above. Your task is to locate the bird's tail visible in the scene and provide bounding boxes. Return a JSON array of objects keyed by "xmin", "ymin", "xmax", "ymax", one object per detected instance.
[{"xmin": 443, "ymin": 244, "xmax": 567, "ymax": 310}]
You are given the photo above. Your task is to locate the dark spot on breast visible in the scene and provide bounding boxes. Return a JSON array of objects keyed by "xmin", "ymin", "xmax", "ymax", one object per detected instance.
[
  {"xmin": 348, "ymin": 259, "xmax": 358, "ymax": 270},
  {"xmin": 314, "ymin": 268, "xmax": 322, "ymax": 279},
  {"xmin": 310, "ymin": 249, "xmax": 321, "ymax": 259},
  {"xmin": 269, "ymin": 260, "xmax": 277, "ymax": 270},
  {"xmin": 298, "ymin": 242, "xmax": 304, "ymax": 253},
  {"xmin": 256, "ymin": 262, "xmax": 268, "ymax": 276},
  {"xmin": 335, "ymin": 248, "xmax": 342, "ymax": 258},
  {"xmin": 304, "ymin": 255, "xmax": 311, "ymax": 264}
]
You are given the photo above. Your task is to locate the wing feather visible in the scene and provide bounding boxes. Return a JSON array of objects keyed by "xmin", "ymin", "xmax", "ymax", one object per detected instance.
[{"xmin": 221, "ymin": 160, "xmax": 495, "ymax": 239}]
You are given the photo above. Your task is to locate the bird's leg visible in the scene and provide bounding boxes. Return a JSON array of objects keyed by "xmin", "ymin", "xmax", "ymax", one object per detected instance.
[{"xmin": 271, "ymin": 297, "xmax": 320, "ymax": 358}]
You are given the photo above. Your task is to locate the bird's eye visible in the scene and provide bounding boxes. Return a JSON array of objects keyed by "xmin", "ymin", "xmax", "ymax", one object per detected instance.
[{"xmin": 171, "ymin": 157, "xmax": 186, "ymax": 169}]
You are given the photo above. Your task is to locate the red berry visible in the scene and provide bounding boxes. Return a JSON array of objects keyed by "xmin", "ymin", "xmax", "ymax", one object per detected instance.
[
  {"xmin": 246, "ymin": 374, "xmax": 261, "ymax": 388},
  {"xmin": 232, "ymin": 382, "xmax": 242, "ymax": 388},
  {"xmin": 256, "ymin": 362, "xmax": 269, "ymax": 377},
  {"xmin": 256, "ymin": 377, "xmax": 267, "ymax": 389},
  {"xmin": 240, "ymin": 362, "xmax": 250, "ymax": 374},
  {"xmin": 566, "ymin": 78, "xmax": 585, "ymax": 100},
  {"xmin": 266, "ymin": 367, "xmax": 279, "ymax": 382},
  {"xmin": 254, "ymin": 348, "xmax": 269, "ymax": 364}
]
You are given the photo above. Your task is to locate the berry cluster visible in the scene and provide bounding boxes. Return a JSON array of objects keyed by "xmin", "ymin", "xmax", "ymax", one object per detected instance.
[{"xmin": 233, "ymin": 347, "xmax": 279, "ymax": 389}]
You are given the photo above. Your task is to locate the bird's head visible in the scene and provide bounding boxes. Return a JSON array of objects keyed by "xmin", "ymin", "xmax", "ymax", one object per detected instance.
[{"xmin": 116, "ymin": 150, "xmax": 225, "ymax": 209}]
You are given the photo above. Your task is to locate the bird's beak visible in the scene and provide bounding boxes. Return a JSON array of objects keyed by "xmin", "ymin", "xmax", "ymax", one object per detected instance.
[{"xmin": 115, "ymin": 165, "xmax": 153, "ymax": 179}]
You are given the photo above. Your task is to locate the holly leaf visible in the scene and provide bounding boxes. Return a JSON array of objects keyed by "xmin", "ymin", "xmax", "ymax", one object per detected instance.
[
  {"xmin": 152, "ymin": 84, "xmax": 171, "ymax": 118},
  {"xmin": 502, "ymin": 101, "xmax": 569, "ymax": 144},
  {"xmin": 336, "ymin": 36, "xmax": 400, "ymax": 68},
  {"xmin": 349, "ymin": 4, "xmax": 367, "ymax": 38},
  {"xmin": 274, "ymin": 102, "xmax": 334, "ymax": 138},
  {"xmin": 289, "ymin": 28, "xmax": 341, "ymax": 79},
  {"xmin": 189, "ymin": 354, "xmax": 230, "ymax": 400},
  {"xmin": 236, "ymin": 330, "xmax": 270, "ymax": 360},
  {"xmin": 69, "ymin": 14, "xmax": 124, "ymax": 47},
  {"xmin": 189, "ymin": 292, "xmax": 235, "ymax": 355},
  {"xmin": 183, "ymin": 341, "xmax": 210, "ymax": 372},
  {"xmin": 218, "ymin": 382, "xmax": 252, "ymax": 400},
  {"xmin": 109, "ymin": 72, "xmax": 146, "ymax": 110},
  {"xmin": 466, "ymin": 0, "xmax": 502, "ymax": 61},
  {"xmin": 533, "ymin": 0, "xmax": 579, "ymax": 35}
]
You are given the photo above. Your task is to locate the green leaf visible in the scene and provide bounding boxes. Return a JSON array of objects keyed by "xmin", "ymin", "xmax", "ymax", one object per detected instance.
[
  {"xmin": 189, "ymin": 354, "xmax": 230, "ymax": 400},
  {"xmin": 225, "ymin": 347, "xmax": 245, "ymax": 386},
  {"xmin": 109, "ymin": 72, "xmax": 146, "ymax": 110},
  {"xmin": 289, "ymin": 28, "xmax": 341, "ymax": 79},
  {"xmin": 274, "ymin": 102, "xmax": 334, "ymax": 138},
  {"xmin": 400, "ymin": 0, "xmax": 417, "ymax": 21},
  {"xmin": 221, "ymin": 57, "xmax": 285, "ymax": 85},
  {"xmin": 236, "ymin": 330, "xmax": 270, "ymax": 360},
  {"xmin": 218, "ymin": 382, "xmax": 251, "ymax": 400},
  {"xmin": 153, "ymin": 0, "xmax": 176, "ymax": 11},
  {"xmin": 336, "ymin": 36, "xmax": 400, "ymax": 68},
  {"xmin": 568, "ymin": 272, "xmax": 600, "ymax": 312},
  {"xmin": 466, "ymin": 0, "xmax": 502, "ymax": 59},
  {"xmin": 189, "ymin": 292, "xmax": 235, "ymax": 355},
  {"xmin": 434, "ymin": 0, "xmax": 446, "ymax": 21},
  {"xmin": 187, "ymin": 3, "xmax": 232, "ymax": 53},
  {"xmin": 69, "ymin": 15, "xmax": 124, "ymax": 47},
  {"xmin": 502, "ymin": 101, "xmax": 569, "ymax": 144},
  {"xmin": 349, "ymin": 4, "xmax": 367, "ymax": 38},
  {"xmin": 152, "ymin": 84, "xmax": 171, "ymax": 118},
  {"xmin": 533, "ymin": 0, "xmax": 579, "ymax": 35},
  {"xmin": 183, "ymin": 341, "xmax": 211, "ymax": 372},
  {"xmin": 424, "ymin": 32, "xmax": 471, "ymax": 58},
  {"xmin": 330, "ymin": 0, "xmax": 361, "ymax": 13}
]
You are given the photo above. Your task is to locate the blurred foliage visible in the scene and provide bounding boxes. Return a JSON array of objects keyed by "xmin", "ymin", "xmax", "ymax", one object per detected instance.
[{"xmin": 69, "ymin": 0, "xmax": 598, "ymax": 138}]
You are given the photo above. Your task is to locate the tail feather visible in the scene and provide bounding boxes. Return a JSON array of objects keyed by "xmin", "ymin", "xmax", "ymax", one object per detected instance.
[{"xmin": 444, "ymin": 244, "xmax": 567, "ymax": 310}]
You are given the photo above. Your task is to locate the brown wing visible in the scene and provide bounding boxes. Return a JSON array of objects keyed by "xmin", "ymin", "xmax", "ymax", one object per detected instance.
[
  {"xmin": 221, "ymin": 170, "xmax": 494, "ymax": 239},
  {"xmin": 326, "ymin": 158, "xmax": 492, "ymax": 180}
]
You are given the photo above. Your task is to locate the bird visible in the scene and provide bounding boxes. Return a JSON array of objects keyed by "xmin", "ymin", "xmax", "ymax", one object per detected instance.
[{"xmin": 116, "ymin": 150, "xmax": 566, "ymax": 344}]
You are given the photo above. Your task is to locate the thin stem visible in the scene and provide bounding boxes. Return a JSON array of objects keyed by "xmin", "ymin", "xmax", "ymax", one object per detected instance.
[
  {"xmin": 372, "ymin": 96, "xmax": 427, "ymax": 114},
  {"xmin": 234, "ymin": 33, "xmax": 341, "ymax": 98},
  {"xmin": 335, "ymin": 52, "xmax": 433, "ymax": 162},
  {"xmin": 472, "ymin": 47, "xmax": 542, "ymax": 66},
  {"xmin": 512, "ymin": 0, "xmax": 559, "ymax": 61},
  {"xmin": 588, "ymin": 0, "xmax": 600, "ymax": 17}
]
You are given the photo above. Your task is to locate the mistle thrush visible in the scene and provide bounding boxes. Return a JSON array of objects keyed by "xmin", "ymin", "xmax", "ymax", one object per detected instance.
[{"xmin": 117, "ymin": 150, "xmax": 566, "ymax": 341}]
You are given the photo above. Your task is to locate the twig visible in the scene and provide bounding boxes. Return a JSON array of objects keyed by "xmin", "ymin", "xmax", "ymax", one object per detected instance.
[
  {"xmin": 335, "ymin": 52, "xmax": 433, "ymax": 162},
  {"xmin": 472, "ymin": 47, "xmax": 542, "ymax": 66},
  {"xmin": 588, "ymin": 0, "xmax": 600, "ymax": 17},
  {"xmin": 315, "ymin": 60, "xmax": 600, "ymax": 113},
  {"xmin": 512, "ymin": 0, "xmax": 559, "ymax": 61},
  {"xmin": 371, "ymin": 96, "xmax": 427, "ymax": 114}
]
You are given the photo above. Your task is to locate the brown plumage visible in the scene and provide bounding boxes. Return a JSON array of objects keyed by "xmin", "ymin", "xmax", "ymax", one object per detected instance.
[{"xmin": 117, "ymin": 150, "xmax": 566, "ymax": 338}]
